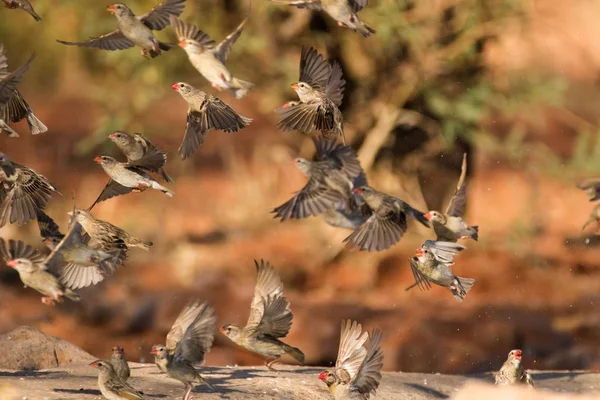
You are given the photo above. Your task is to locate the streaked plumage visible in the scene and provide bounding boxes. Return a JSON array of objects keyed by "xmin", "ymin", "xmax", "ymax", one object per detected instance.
[
  {"xmin": 577, "ymin": 177, "xmax": 600, "ymax": 202},
  {"xmin": 495, "ymin": 349, "xmax": 534, "ymax": 387},
  {"xmin": 89, "ymin": 360, "xmax": 144, "ymax": 400},
  {"xmin": 0, "ymin": 45, "xmax": 36, "ymax": 137}
]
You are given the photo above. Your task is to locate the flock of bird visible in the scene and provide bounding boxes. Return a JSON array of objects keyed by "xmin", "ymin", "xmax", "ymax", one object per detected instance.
[{"xmin": 0, "ymin": 0, "xmax": 540, "ymax": 399}]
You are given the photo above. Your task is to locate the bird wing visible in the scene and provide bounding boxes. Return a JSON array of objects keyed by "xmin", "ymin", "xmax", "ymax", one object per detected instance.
[
  {"xmin": 314, "ymin": 136, "xmax": 362, "ymax": 178},
  {"xmin": 269, "ymin": 0, "xmax": 323, "ymax": 10},
  {"xmin": 343, "ymin": 203, "xmax": 407, "ymax": 251},
  {"xmin": 56, "ymin": 31, "xmax": 135, "ymax": 51},
  {"xmin": 0, "ymin": 238, "xmax": 46, "ymax": 266},
  {"xmin": 88, "ymin": 180, "xmax": 134, "ymax": 211},
  {"xmin": 349, "ymin": 0, "xmax": 368, "ymax": 13},
  {"xmin": 275, "ymin": 102, "xmax": 320, "ymax": 133},
  {"xmin": 324, "ymin": 61, "xmax": 345, "ymax": 107},
  {"xmin": 272, "ymin": 178, "xmax": 343, "ymax": 220},
  {"xmin": 44, "ymin": 212, "xmax": 86, "ymax": 274},
  {"xmin": 106, "ymin": 377, "xmax": 144, "ymax": 400},
  {"xmin": 245, "ymin": 260, "xmax": 285, "ymax": 332},
  {"xmin": 0, "ymin": 53, "xmax": 35, "ymax": 107},
  {"xmin": 351, "ymin": 328, "xmax": 384, "ymax": 396},
  {"xmin": 422, "ymin": 240, "xmax": 464, "ymax": 265},
  {"xmin": 139, "ymin": 0, "xmax": 186, "ymax": 31},
  {"xmin": 126, "ymin": 144, "xmax": 167, "ymax": 172},
  {"xmin": 2, "ymin": 90, "xmax": 29, "ymax": 124},
  {"xmin": 170, "ymin": 16, "xmax": 216, "ymax": 48},
  {"xmin": 249, "ymin": 294, "xmax": 293, "ymax": 338},
  {"xmin": 203, "ymin": 96, "xmax": 251, "ymax": 132},
  {"xmin": 132, "ymin": 132, "xmax": 158, "ymax": 155},
  {"xmin": 166, "ymin": 300, "xmax": 206, "ymax": 352},
  {"xmin": 299, "ymin": 46, "xmax": 331, "ymax": 90},
  {"xmin": 174, "ymin": 302, "xmax": 215, "ymax": 364},
  {"xmin": 179, "ymin": 110, "xmax": 208, "ymax": 160},
  {"xmin": 0, "ymin": 44, "xmax": 8, "ymax": 73},
  {"xmin": 213, "ymin": 17, "xmax": 248, "ymax": 64},
  {"xmin": 36, "ymin": 210, "xmax": 64, "ymax": 241},
  {"xmin": 444, "ymin": 153, "xmax": 468, "ymax": 217},
  {"xmin": 335, "ymin": 320, "xmax": 368, "ymax": 384},
  {"xmin": 409, "ymin": 257, "xmax": 432, "ymax": 291}
]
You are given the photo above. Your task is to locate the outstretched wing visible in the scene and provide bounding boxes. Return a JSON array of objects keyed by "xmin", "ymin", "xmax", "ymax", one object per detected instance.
[
  {"xmin": 351, "ymin": 327, "xmax": 384, "ymax": 396},
  {"xmin": 324, "ymin": 61, "xmax": 345, "ymax": 107},
  {"xmin": 244, "ymin": 260, "xmax": 285, "ymax": 332},
  {"xmin": 299, "ymin": 46, "xmax": 330, "ymax": 90},
  {"xmin": 409, "ymin": 257, "xmax": 432, "ymax": 291},
  {"xmin": 170, "ymin": 16, "xmax": 216, "ymax": 48},
  {"xmin": 174, "ymin": 302, "xmax": 216, "ymax": 364},
  {"xmin": 56, "ymin": 31, "xmax": 135, "ymax": 51},
  {"xmin": 343, "ymin": 205, "xmax": 407, "ymax": 252},
  {"xmin": 0, "ymin": 238, "xmax": 46, "ymax": 266},
  {"xmin": 139, "ymin": 0, "xmax": 186, "ymax": 31},
  {"xmin": 0, "ymin": 53, "xmax": 35, "ymax": 107},
  {"xmin": 314, "ymin": 136, "xmax": 362, "ymax": 178},
  {"xmin": 422, "ymin": 240, "xmax": 464, "ymax": 265},
  {"xmin": 272, "ymin": 178, "xmax": 343, "ymax": 221},
  {"xmin": 213, "ymin": 17, "xmax": 248, "ymax": 64},
  {"xmin": 166, "ymin": 300, "xmax": 206, "ymax": 352},
  {"xmin": 335, "ymin": 320, "xmax": 368, "ymax": 384},
  {"xmin": 88, "ymin": 180, "xmax": 134, "ymax": 211},
  {"xmin": 445, "ymin": 153, "xmax": 467, "ymax": 217}
]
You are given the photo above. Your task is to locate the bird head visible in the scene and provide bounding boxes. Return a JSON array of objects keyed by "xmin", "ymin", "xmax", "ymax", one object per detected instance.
[
  {"xmin": 94, "ymin": 155, "xmax": 115, "ymax": 166},
  {"xmin": 508, "ymin": 349, "xmax": 523, "ymax": 364},
  {"xmin": 107, "ymin": 3, "xmax": 130, "ymax": 17},
  {"xmin": 424, "ymin": 211, "xmax": 444, "ymax": 223},
  {"xmin": 150, "ymin": 345, "xmax": 168, "ymax": 358},
  {"xmin": 219, "ymin": 324, "xmax": 242, "ymax": 340},
  {"xmin": 68, "ymin": 208, "xmax": 88, "ymax": 223},
  {"xmin": 178, "ymin": 39, "xmax": 204, "ymax": 54},
  {"xmin": 112, "ymin": 345, "xmax": 125, "ymax": 356},
  {"xmin": 415, "ymin": 248, "xmax": 424, "ymax": 258},
  {"xmin": 7, "ymin": 258, "xmax": 36, "ymax": 274},
  {"xmin": 352, "ymin": 186, "xmax": 371, "ymax": 196},
  {"xmin": 89, "ymin": 360, "xmax": 113, "ymax": 374},
  {"xmin": 292, "ymin": 158, "xmax": 311, "ymax": 175},
  {"xmin": 42, "ymin": 236, "xmax": 61, "ymax": 250},
  {"xmin": 291, "ymin": 81, "xmax": 312, "ymax": 97},
  {"xmin": 108, "ymin": 131, "xmax": 131, "ymax": 146},
  {"xmin": 318, "ymin": 370, "xmax": 338, "ymax": 387},
  {"xmin": 171, "ymin": 82, "xmax": 192, "ymax": 95}
]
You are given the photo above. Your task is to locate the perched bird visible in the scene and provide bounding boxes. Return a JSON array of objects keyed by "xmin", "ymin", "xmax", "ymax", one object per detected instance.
[
  {"xmin": 344, "ymin": 186, "xmax": 429, "ymax": 252},
  {"xmin": 275, "ymin": 46, "xmax": 346, "ymax": 143},
  {"xmin": 171, "ymin": 82, "xmax": 252, "ymax": 159},
  {"xmin": 409, "ymin": 240, "xmax": 474, "ymax": 302},
  {"xmin": 35, "ymin": 210, "xmax": 125, "ymax": 289},
  {"xmin": 577, "ymin": 178, "xmax": 600, "ymax": 202},
  {"xmin": 319, "ymin": 320, "xmax": 383, "ymax": 399},
  {"xmin": 171, "ymin": 16, "xmax": 254, "ymax": 99},
  {"xmin": 151, "ymin": 301, "xmax": 215, "ymax": 400},
  {"xmin": 0, "ymin": 44, "xmax": 46, "ymax": 137},
  {"xmin": 2, "ymin": 0, "xmax": 41, "ymax": 21},
  {"xmin": 425, "ymin": 154, "xmax": 478, "ymax": 242},
  {"xmin": 90, "ymin": 154, "xmax": 174, "ymax": 209},
  {"xmin": 89, "ymin": 360, "xmax": 144, "ymax": 400},
  {"xmin": 0, "ymin": 46, "xmax": 36, "ymax": 138},
  {"xmin": 272, "ymin": 136, "xmax": 365, "ymax": 221},
  {"xmin": 57, "ymin": 0, "xmax": 185, "ymax": 58},
  {"xmin": 495, "ymin": 349, "xmax": 534, "ymax": 387},
  {"xmin": 270, "ymin": 0, "xmax": 375, "ymax": 37},
  {"xmin": 0, "ymin": 152, "xmax": 58, "ymax": 227},
  {"xmin": 109, "ymin": 346, "xmax": 131, "ymax": 383},
  {"xmin": 0, "ymin": 238, "xmax": 80, "ymax": 305},
  {"xmin": 220, "ymin": 259, "xmax": 305, "ymax": 370},
  {"xmin": 109, "ymin": 130, "xmax": 173, "ymax": 183},
  {"xmin": 70, "ymin": 208, "xmax": 152, "ymax": 251}
]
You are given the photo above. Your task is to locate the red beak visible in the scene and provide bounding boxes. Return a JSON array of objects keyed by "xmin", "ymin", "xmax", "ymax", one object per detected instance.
[
  {"xmin": 318, "ymin": 371, "xmax": 327, "ymax": 381},
  {"xmin": 291, "ymin": 83, "xmax": 299, "ymax": 90},
  {"xmin": 108, "ymin": 133, "xmax": 116, "ymax": 141},
  {"xmin": 352, "ymin": 188, "xmax": 361, "ymax": 194},
  {"xmin": 89, "ymin": 361, "xmax": 99, "ymax": 368},
  {"xmin": 219, "ymin": 327, "xmax": 227, "ymax": 334},
  {"xmin": 171, "ymin": 83, "xmax": 180, "ymax": 91},
  {"xmin": 150, "ymin": 347, "xmax": 158, "ymax": 355},
  {"xmin": 7, "ymin": 260, "xmax": 17, "ymax": 268},
  {"xmin": 424, "ymin": 212, "xmax": 432, "ymax": 220},
  {"xmin": 178, "ymin": 39, "xmax": 187, "ymax": 48},
  {"xmin": 107, "ymin": 5, "xmax": 116, "ymax": 13},
  {"xmin": 415, "ymin": 249, "xmax": 424, "ymax": 257},
  {"xmin": 93, "ymin": 156, "xmax": 102, "ymax": 164},
  {"xmin": 514, "ymin": 350, "xmax": 522, "ymax": 360}
]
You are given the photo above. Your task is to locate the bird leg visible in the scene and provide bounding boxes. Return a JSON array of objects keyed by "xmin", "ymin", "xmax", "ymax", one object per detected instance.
[
  {"xmin": 41, "ymin": 297, "xmax": 56, "ymax": 306},
  {"xmin": 265, "ymin": 357, "xmax": 282, "ymax": 371},
  {"xmin": 140, "ymin": 49, "xmax": 151, "ymax": 59},
  {"xmin": 182, "ymin": 383, "xmax": 192, "ymax": 400},
  {"xmin": 133, "ymin": 183, "xmax": 150, "ymax": 192}
]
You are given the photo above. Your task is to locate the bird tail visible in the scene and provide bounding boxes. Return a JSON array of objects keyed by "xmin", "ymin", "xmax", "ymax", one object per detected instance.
[
  {"xmin": 469, "ymin": 225, "xmax": 479, "ymax": 241},
  {"xmin": 195, "ymin": 375, "xmax": 214, "ymax": 391},
  {"xmin": 64, "ymin": 289, "xmax": 80, "ymax": 302},
  {"xmin": 0, "ymin": 120, "xmax": 19, "ymax": 137},
  {"xmin": 283, "ymin": 344, "xmax": 305, "ymax": 365},
  {"xmin": 355, "ymin": 19, "xmax": 376, "ymax": 38},
  {"xmin": 450, "ymin": 276, "xmax": 474, "ymax": 302},
  {"xmin": 26, "ymin": 111, "xmax": 48, "ymax": 135},
  {"xmin": 158, "ymin": 41, "xmax": 173, "ymax": 52},
  {"xmin": 409, "ymin": 207, "xmax": 431, "ymax": 228},
  {"xmin": 159, "ymin": 167, "xmax": 174, "ymax": 183},
  {"xmin": 151, "ymin": 181, "xmax": 174, "ymax": 197},
  {"xmin": 230, "ymin": 77, "xmax": 255, "ymax": 99},
  {"xmin": 130, "ymin": 237, "xmax": 153, "ymax": 251}
]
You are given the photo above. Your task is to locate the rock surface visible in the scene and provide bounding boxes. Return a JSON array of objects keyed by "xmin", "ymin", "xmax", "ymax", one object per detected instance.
[
  {"xmin": 0, "ymin": 364, "xmax": 598, "ymax": 400},
  {"xmin": 0, "ymin": 326, "xmax": 94, "ymax": 370}
]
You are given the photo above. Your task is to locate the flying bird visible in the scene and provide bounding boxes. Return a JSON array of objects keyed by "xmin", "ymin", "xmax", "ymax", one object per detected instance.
[
  {"xmin": 495, "ymin": 349, "xmax": 534, "ymax": 387},
  {"xmin": 57, "ymin": 0, "xmax": 186, "ymax": 58},
  {"xmin": 171, "ymin": 16, "xmax": 254, "ymax": 99},
  {"xmin": 2, "ymin": 0, "xmax": 41, "ymax": 21},
  {"xmin": 171, "ymin": 81, "xmax": 252, "ymax": 159},
  {"xmin": 0, "ymin": 45, "xmax": 36, "ymax": 137},
  {"xmin": 577, "ymin": 177, "xmax": 600, "ymax": 202},
  {"xmin": 319, "ymin": 320, "xmax": 384, "ymax": 399},
  {"xmin": 220, "ymin": 259, "xmax": 305, "ymax": 370},
  {"xmin": 276, "ymin": 46, "xmax": 346, "ymax": 143}
]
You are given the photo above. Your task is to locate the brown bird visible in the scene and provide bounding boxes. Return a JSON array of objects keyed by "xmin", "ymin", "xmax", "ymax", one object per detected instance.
[
  {"xmin": 582, "ymin": 203, "xmax": 600, "ymax": 232},
  {"xmin": 89, "ymin": 360, "xmax": 144, "ymax": 400},
  {"xmin": 272, "ymin": 136, "xmax": 365, "ymax": 221},
  {"xmin": 344, "ymin": 186, "xmax": 429, "ymax": 252},
  {"xmin": 220, "ymin": 259, "xmax": 305, "ymax": 370},
  {"xmin": 0, "ymin": 45, "xmax": 36, "ymax": 137},
  {"xmin": 2, "ymin": 0, "xmax": 41, "ymax": 21},
  {"xmin": 171, "ymin": 81, "xmax": 252, "ymax": 159},
  {"xmin": 270, "ymin": 0, "xmax": 375, "ymax": 37},
  {"xmin": 425, "ymin": 154, "xmax": 478, "ymax": 242},
  {"xmin": 109, "ymin": 346, "xmax": 131, "ymax": 383},
  {"xmin": 319, "ymin": 320, "xmax": 383, "ymax": 399},
  {"xmin": 57, "ymin": 0, "xmax": 185, "ymax": 58},
  {"xmin": 109, "ymin": 130, "xmax": 173, "ymax": 183},
  {"xmin": 171, "ymin": 16, "xmax": 254, "ymax": 99},
  {"xmin": 89, "ymin": 153, "xmax": 174, "ymax": 210},
  {"xmin": 275, "ymin": 46, "xmax": 346, "ymax": 143},
  {"xmin": 577, "ymin": 178, "xmax": 600, "ymax": 202},
  {"xmin": 0, "ymin": 44, "xmax": 46, "ymax": 136},
  {"xmin": 495, "ymin": 349, "xmax": 534, "ymax": 387},
  {"xmin": 70, "ymin": 208, "xmax": 152, "ymax": 251},
  {"xmin": 0, "ymin": 238, "xmax": 80, "ymax": 305},
  {"xmin": 0, "ymin": 152, "xmax": 58, "ymax": 227},
  {"xmin": 150, "ymin": 301, "xmax": 215, "ymax": 400}
]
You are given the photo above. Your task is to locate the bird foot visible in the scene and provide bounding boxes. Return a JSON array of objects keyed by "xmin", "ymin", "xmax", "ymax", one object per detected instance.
[
  {"xmin": 141, "ymin": 49, "xmax": 151, "ymax": 59},
  {"xmin": 265, "ymin": 358, "xmax": 282, "ymax": 372},
  {"xmin": 41, "ymin": 297, "xmax": 56, "ymax": 306},
  {"xmin": 337, "ymin": 21, "xmax": 348, "ymax": 28},
  {"xmin": 133, "ymin": 183, "xmax": 150, "ymax": 192}
]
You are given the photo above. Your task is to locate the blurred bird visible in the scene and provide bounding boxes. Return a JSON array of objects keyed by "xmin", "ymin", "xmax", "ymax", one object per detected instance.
[
  {"xmin": 0, "ymin": 44, "xmax": 46, "ymax": 136},
  {"xmin": 0, "ymin": 46, "xmax": 36, "ymax": 137},
  {"xmin": 273, "ymin": 136, "xmax": 365, "ymax": 221},
  {"xmin": 495, "ymin": 349, "xmax": 534, "ymax": 387},
  {"xmin": 171, "ymin": 81, "xmax": 252, "ymax": 159},
  {"xmin": 56, "ymin": 0, "xmax": 185, "ymax": 58},
  {"xmin": 319, "ymin": 320, "xmax": 383, "ymax": 399},
  {"xmin": 319, "ymin": 172, "xmax": 371, "ymax": 229},
  {"xmin": 276, "ymin": 46, "xmax": 346, "ymax": 143},
  {"xmin": 151, "ymin": 301, "xmax": 215, "ymax": 400},
  {"xmin": 220, "ymin": 260, "xmax": 305, "ymax": 370},
  {"xmin": 171, "ymin": 16, "xmax": 254, "ymax": 99},
  {"xmin": 582, "ymin": 203, "xmax": 600, "ymax": 232},
  {"xmin": 109, "ymin": 131, "xmax": 173, "ymax": 183},
  {"xmin": 2, "ymin": 0, "xmax": 41, "ymax": 21},
  {"xmin": 90, "ymin": 154, "xmax": 174, "ymax": 209},
  {"xmin": 270, "ymin": 0, "xmax": 375, "ymax": 37},
  {"xmin": 109, "ymin": 346, "xmax": 131, "ymax": 383},
  {"xmin": 425, "ymin": 154, "xmax": 478, "ymax": 242},
  {"xmin": 577, "ymin": 178, "xmax": 600, "ymax": 202},
  {"xmin": 36, "ymin": 210, "xmax": 125, "ymax": 289},
  {"xmin": 0, "ymin": 152, "xmax": 58, "ymax": 227},
  {"xmin": 89, "ymin": 360, "xmax": 144, "ymax": 400},
  {"xmin": 344, "ymin": 186, "xmax": 429, "ymax": 252},
  {"xmin": 409, "ymin": 240, "xmax": 474, "ymax": 302},
  {"xmin": 0, "ymin": 238, "xmax": 80, "ymax": 305},
  {"xmin": 70, "ymin": 208, "xmax": 152, "ymax": 251}
]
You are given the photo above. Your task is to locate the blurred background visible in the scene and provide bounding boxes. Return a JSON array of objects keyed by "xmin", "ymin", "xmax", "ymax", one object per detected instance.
[{"xmin": 1, "ymin": 0, "xmax": 600, "ymax": 374}]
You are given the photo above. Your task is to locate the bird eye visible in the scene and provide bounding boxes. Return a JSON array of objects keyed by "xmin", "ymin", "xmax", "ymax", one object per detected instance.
[{"xmin": 179, "ymin": 83, "xmax": 184, "ymax": 87}]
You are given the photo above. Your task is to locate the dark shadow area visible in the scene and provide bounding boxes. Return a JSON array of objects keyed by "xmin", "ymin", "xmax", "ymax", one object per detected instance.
[
  {"xmin": 53, "ymin": 388, "xmax": 101, "ymax": 395},
  {"xmin": 404, "ymin": 383, "xmax": 450, "ymax": 398},
  {"xmin": 0, "ymin": 370, "xmax": 67, "ymax": 378}
]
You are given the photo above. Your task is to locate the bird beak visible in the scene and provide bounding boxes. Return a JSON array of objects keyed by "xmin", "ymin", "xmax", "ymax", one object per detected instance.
[
  {"xmin": 6, "ymin": 260, "xmax": 17, "ymax": 268},
  {"xmin": 218, "ymin": 327, "xmax": 227, "ymax": 335},
  {"xmin": 514, "ymin": 350, "xmax": 522, "ymax": 360},
  {"xmin": 291, "ymin": 83, "xmax": 299, "ymax": 90},
  {"xmin": 108, "ymin": 133, "xmax": 116, "ymax": 141},
  {"xmin": 107, "ymin": 5, "xmax": 116, "ymax": 13},
  {"xmin": 415, "ymin": 249, "xmax": 423, "ymax": 257},
  {"xmin": 149, "ymin": 346, "xmax": 158, "ymax": 355},
  {"xmin": 66, "ymin": 211, "xmax": 73, "ymax": 216},
  {"xmin": 93, "ymin": 156, "xmax": 102, "ymax": 164},
  {"xmin": 171, "ymin": 83, "xmax": 180, "ymax": 91},
  {"xmin": 352, "ymin": 188, "xmax": 361, "ymax": 194},
  {"xmin": 89, "ymin": 361, "xmax": 99, "ymax": 368},
  {"xmin": 318, "ymin": 371, "xmax": 327, "ymax": 381},
  {"xmin": 424, "ymin": 212, "xmax": 432, "ymax": 220},
  {"xmin": 178, "ymin": 39, "xmax": 187, "ymax": 48}
]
